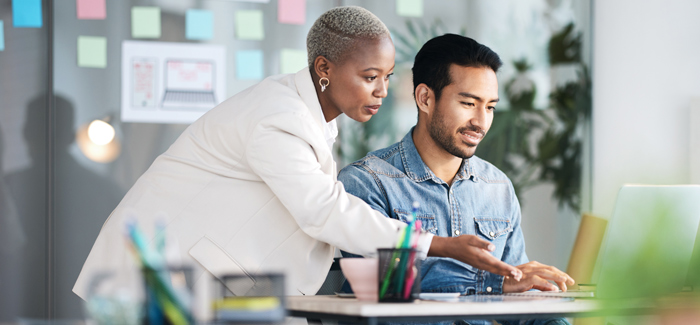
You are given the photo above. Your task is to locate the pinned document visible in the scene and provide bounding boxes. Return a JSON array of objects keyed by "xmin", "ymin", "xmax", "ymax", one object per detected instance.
[
  {"xmin": 280, "ymin": 49, "xmax": 306, "ymax": 74},
  {"xmin": 132, "ymin": 7, "xmax": 161, "ymax": 39},
  {"xmin": 278, "ymin": 0, "xmax": 305, "ymax": 25},
  {"xmin": 12, "ymin": 0, "xmax": 43, "ymax": 28},
  {"xmin": 77, "ymin": 36, "xmax": 107, "ymax": 68},
  {"xmin": 186, "ymin": 9, "xmax": 213, "ymax": 40},
  {"xmin": 236, "ymin": 50, "xmax": 264, "ymax": 80},
  {"xmin": 235, "ymin": 10, "xmax": 264, "ymax": 40},
  {"xmin": 396, "ymin": 0, "xmax": 423, "ymax": 17},
  {"xmin": 77, "ymin": 0, "xmax": 106, "ymax": 20}
]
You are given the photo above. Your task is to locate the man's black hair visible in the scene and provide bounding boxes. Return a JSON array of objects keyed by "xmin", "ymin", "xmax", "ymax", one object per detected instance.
[{"xmin": 412, "ymin": 34, "xmax": 502, "ymax": 101}]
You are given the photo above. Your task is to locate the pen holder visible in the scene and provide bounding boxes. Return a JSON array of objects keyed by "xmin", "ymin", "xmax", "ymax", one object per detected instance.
[
  {"xmin": 141, "ymin": 266, "xmax": 195, "ymax": 325},
  {"xmin": 377, "ymin": 248, "xmax": 421, "ymax": 303}
]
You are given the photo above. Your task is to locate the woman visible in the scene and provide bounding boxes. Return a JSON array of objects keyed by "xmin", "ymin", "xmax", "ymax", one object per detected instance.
[{"xmin": 74, "ymin": 6, "xmax": 520, "ymax": 301}]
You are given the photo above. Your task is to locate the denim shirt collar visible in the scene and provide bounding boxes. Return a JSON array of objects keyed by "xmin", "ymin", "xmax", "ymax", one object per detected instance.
[{"xmin": 400, "ymin": 128, "xmax": 477, "ymax": 184}]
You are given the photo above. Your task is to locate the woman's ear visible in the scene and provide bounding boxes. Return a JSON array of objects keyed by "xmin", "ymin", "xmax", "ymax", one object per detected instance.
[
  {"xmin": 313, "ymin": 56, "xmax": 332, "ymax": 79},
  {"xmin": 414, "ymin": 83, "xmax": 433, "ymax": 115}
]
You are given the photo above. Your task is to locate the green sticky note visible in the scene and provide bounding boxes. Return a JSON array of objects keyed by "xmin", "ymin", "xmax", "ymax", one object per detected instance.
[
  {"xmin": 280, "ymin": 49, "xmax": 307, "ymax": 74},
  {"xmin": 235, "ymin": 10, "xmax": 264, "ymax": 40},
  {"xmin": 131, "ymin": 6, "xmax": 161, "ymax": 38},
  {"xmin": 396, "ymin": 0, "xmax": 423, "ymax": 17},
  {"xmin": 77, "ymin": 36, "xmax": 107, "ymax": 68}
]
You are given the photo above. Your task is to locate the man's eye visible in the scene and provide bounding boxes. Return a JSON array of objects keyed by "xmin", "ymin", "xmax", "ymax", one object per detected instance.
[
  {"xmin": 461, "ymin": 102, "xmax": 475, "ymax": 107},
  {"xmin": 488, "ymin": 106, "xmax": 497, "ymax": 111}
]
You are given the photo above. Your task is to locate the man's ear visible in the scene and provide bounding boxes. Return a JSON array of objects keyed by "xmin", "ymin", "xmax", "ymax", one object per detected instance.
[
  {"xmin": 414, "ymin": 84, "xmax": 434, "ymax": 115},
  {"xmin": 313, "ymin": 56, "xmax": 333, "ymax": 79}
]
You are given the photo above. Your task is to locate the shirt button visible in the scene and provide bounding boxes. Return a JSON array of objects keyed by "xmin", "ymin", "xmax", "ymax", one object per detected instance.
[
  {"xmin": 454, "ymin": 230, "xmax": 460, "ymax": 236},
  {"xmin": 486, "ymin": 287, "xmax": 492, "ymax": 293},
  {"xmin": 489, "ymin": 231, "xmax": 495, "ymax": 237}
]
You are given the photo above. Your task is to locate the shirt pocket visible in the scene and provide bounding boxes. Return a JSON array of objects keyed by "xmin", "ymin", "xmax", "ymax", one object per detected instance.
[
  {"xmin": 474, "ymin": 217, "xmax": 513, "ymax": 241},
  {"xmin": 393, "ymin": 208, "xmax": 438, "ymax": 235}
]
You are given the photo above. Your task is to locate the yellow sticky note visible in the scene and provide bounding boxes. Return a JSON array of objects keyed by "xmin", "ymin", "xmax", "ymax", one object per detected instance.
[
  {"xmin": 131, "ymin": 6, "xmax": 161, "ymax": 38},
  {"xmin": 280, "ymin": 49, "xmax": 306, "ymax": 74},
  {"xmin": 77, "ymin": 36, "xmax": 107, "ymax": 68},
  {"xmin": 396, "ymin": 0, "xmax": 423, "ymax": 17},
  {"xmin": 235, "ymin": 10, "xmax": 264, "ymax": 40}
]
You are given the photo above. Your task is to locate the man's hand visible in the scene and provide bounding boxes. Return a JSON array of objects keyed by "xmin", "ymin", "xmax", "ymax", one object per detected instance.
[
  {"xmin": 428, "ymin": 235, "xmax": 523, "ymax": 281},
  {"xmin": 503, "ymin": 261, "xmax": 575, "ymax": 292}
]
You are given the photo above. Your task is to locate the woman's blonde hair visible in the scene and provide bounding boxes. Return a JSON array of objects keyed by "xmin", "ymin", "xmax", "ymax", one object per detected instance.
[{"xmin": 306, "ymin": 6, "xmax": 390, "ymax": 68}]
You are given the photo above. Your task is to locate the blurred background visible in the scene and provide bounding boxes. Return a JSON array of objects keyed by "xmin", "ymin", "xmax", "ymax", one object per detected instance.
[{"xmin": 0, "ymin": 0, "xmax": 699, "ymax": 322}]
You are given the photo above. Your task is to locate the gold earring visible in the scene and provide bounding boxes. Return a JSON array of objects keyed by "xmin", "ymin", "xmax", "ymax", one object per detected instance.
[{"xmin": 319, "ymin": 77, "xmax": 330, "ymax": 92}]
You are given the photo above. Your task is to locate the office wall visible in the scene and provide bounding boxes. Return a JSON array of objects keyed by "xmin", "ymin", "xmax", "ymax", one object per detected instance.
[{"xmin": 591, "ymin": 0, "xmax": 700, "ymax": 218}]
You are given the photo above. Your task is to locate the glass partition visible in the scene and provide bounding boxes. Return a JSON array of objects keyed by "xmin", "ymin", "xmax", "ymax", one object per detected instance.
[{"xmin": 0, "ymin": 0, "xmax": 591, "ymax": 321}]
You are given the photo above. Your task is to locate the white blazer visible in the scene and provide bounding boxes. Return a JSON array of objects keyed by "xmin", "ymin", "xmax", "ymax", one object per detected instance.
[{"xmin": 73, "ymin": 68, "xmax": 409, "ymax": 299}]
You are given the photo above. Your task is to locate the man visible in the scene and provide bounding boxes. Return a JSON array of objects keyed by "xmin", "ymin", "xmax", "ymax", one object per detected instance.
[{"xmin": 338, "ymin": 34, "xmax": 574, "ymax": 325}]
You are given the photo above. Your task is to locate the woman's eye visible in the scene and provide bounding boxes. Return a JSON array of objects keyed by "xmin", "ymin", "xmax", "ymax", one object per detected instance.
[
  {"xmin": 366, "ymin": 76, "xmax": 377, "ymax": 81},
  {"xmin": 385, "ymin": 73, "xmax": 394, "ymax": 80}
]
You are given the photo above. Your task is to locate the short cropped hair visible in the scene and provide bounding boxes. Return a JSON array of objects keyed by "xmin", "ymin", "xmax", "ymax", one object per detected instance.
[
  {"xmin": 413, "ymin": 34, "xmax": 502, "ymax": 101},
  {"xmin": 306, "ymin": 6, "xmax": 390, "ymax": 67}
]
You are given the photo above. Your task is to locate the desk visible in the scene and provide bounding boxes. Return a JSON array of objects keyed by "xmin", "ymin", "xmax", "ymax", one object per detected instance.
[{"xmin": 287, "ymin": 296, "xmax": 653, "ymax": 325}]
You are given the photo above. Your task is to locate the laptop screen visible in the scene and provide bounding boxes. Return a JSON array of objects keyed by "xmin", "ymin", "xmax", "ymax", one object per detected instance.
[
  {"xmin": 596, "ymin": 185, "xmax": 700, "ymax": 299},
  {"xmin": 164, "ymin": 60, "xmax": 215, "ymax": 92}
]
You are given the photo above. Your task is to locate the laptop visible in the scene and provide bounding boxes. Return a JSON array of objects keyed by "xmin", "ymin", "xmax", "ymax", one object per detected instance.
[
  {"xmin": 161, "ymin": 59, "xmax": 217, "ymax": 109},
  {"xmin": 508, "ymin": 185, "xmax": 700, "ymax": 300}
]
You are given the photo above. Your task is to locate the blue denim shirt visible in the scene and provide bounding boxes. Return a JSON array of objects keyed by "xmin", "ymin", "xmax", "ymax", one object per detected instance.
[{"xmin": 338, "ymin": 128, "xmax": 529, "ymax": 295}]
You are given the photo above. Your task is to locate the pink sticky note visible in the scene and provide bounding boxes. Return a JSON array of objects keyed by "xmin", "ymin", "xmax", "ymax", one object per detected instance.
[
  {"xmin": 77, "ymin": 0, "xmax": 106, "ymax": 20},
  {"xmin": 278, "ymin": 0, "xmax": 305, "ymax": 25}
]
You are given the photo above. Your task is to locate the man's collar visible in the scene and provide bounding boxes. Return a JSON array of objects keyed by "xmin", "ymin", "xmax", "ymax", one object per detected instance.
[{"xmin": 400, "ymin": 128, "xmax": 476, "ymax": 183}]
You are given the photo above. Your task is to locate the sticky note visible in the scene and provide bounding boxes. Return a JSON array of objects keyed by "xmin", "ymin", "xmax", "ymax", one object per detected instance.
[
  {"xmin": 186, "ymin": 9, "xmax": 213, "ymax": 40},
  {"xmin": 280, "ymin": 49, "xmax": 307, "ymax": 74},
  {"xmin": 131, "ymin": 7, "xmax": 161, "ymax": 39},
  {"xmin": 77, "ymin": 0, "xmax": 106, "ymax": 20},
  {"xmin": 12, "ymin": 0, "xmax": 43, "ymax": 28},
  {"xmin": 77, "ymin": 36, "xmax": 107, "ymax": 68},
  {"xmin": 278, "ymin": 0, "xmax": 305, "ymax": 25},
  {"xmin": 236, "ymin": 50, "xmax": 264, "ymax": 80},
  {"xmin": 235, "ymin": 10, "xmax": 264, "ymax": 40},
  {"xmin": 0, "ymin": 21, "xmax": 4, "ymax": 51},
  {"xmin": 396, "ymin": 0, "xmax": 423, "ymax": 17}
]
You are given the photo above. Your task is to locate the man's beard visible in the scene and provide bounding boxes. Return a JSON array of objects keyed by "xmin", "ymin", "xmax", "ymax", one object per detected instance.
[{"xmin": 428, "ymin": 105, "xmax": 484, "ymax": 160}]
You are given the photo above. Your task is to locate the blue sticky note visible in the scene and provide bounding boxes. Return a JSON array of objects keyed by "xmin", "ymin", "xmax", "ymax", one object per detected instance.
[
  {"xmin": 236, "ymin": 50, "xmax": 264, "ymax": 80},
  {"xmin": 0, "ymin": 21, "xmax": 4, "ymax": 51},
  {"xmin": 186, "ymin": 9, "xmax": 213, "ymax": 40},
  {"xmin": 13, "ymin": 0, "xmax": 43, "ymax": 28}
]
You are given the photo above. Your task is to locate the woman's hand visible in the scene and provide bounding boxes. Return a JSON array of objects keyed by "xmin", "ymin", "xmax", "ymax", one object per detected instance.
[{"xmin": 428, "ymin": 235, "xmax": 523, "ymax": 280}]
